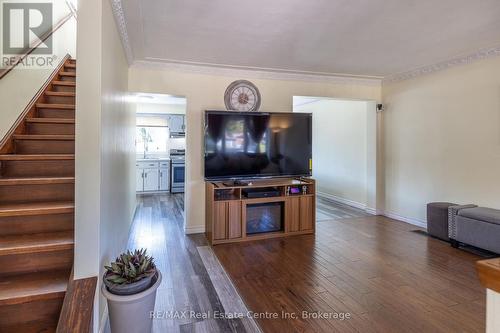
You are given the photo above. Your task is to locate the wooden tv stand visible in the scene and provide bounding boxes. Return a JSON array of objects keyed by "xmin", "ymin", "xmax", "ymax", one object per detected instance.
[{"xmin": 205, "ymin": 177, "xmax": 316, "ymax": 245}]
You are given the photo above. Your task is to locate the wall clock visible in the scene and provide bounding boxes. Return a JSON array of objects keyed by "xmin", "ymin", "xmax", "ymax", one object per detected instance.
[{"xmin": 224, "ymin": 80, "xmax": 261, "ymax": 112}]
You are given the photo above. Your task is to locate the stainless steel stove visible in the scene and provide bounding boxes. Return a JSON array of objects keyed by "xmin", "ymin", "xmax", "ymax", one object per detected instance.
[{"xmin": 170, "ymin": 149, "xmax": 185, "ymax": 193}]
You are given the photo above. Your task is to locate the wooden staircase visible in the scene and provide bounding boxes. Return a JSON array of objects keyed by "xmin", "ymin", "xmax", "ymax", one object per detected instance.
[{"xmin": 0, "ymin": 57, "xmax": 76, "ymax": 332}]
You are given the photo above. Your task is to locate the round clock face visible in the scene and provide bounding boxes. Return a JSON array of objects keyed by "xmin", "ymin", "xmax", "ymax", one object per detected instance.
[{"xmin": 224, "ymin": 80, "xmax": 261, "ymax": 112}]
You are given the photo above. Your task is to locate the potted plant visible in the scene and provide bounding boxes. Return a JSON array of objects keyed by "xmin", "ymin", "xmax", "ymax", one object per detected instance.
[{"xmin": 102, "ymin": 249, "xmax": 162, "ymax": 333}]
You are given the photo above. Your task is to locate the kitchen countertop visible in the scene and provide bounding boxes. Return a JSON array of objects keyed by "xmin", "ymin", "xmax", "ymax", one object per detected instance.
[{"xmin": 136, "ymin": 158, "xmax": 171, "ymax": 162}]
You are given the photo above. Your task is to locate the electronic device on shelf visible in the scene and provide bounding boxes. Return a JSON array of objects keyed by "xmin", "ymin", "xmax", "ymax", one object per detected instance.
[
  {"xmin": 214, "ymin": 189, "xmax": 237, "ymax": 201},
  {"xmin": 242, "ymin": 187, "xmax": 281, "ymax": 199},
  {"xmin": 222, "ymin": 179, "xmax": 253, "ymax": 187},
  {"xmin": 286, "ymin": 185, "xmax": 310, "ymax": 196},
  {"xmin": 204, "ymin": 111, "xmax": 312, "ymax": 180}
]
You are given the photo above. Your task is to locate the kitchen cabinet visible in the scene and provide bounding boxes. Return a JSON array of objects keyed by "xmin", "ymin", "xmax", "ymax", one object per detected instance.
[
  {"xmin": 286, "ymin": 196, "xmax": 314, "ymax": 232},
  {"xmin": 286, "ymin": 197, "xmax": 300, "ymax": 232},
  {"xmin": 299, "ymin": 196, "xmax": 314, "ymax": 231},
  {"xmin": 143, "ymin": 168, "xmax": 159, "ymax": 191},
  {"xmin": 212, "ymin": 201, "xmax": 242, "ymax": 241},
  {"xmin": 167, "ymin": 114, "xmax": 185, "ymax": 132},
  {"xmin": 136, "ymin": 167, "xmax": 144, "ymax": 192},
  {"xmin": 136, "ymin": 160, "xmax": 170, "ymax": 193},
  {"xmin": 159, "ymin": 162, "xmax": 169, "ymax": 191}
]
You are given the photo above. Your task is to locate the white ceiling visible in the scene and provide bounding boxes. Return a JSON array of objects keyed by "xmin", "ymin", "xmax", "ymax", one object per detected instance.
[{"xmin": 119, "ymin": 0, "xmax": 500, "ymax": 78}]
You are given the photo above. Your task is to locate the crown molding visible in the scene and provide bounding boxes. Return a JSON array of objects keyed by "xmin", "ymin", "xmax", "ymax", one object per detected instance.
[
  {"xmin": 110, "ymin": 0, "xmax": 133, "ymax": 65},
  {"xmin": 383, "ymin": 44, "xmax": 500, "ymax": 83},
  {"xmin": 111, "ymin": 0, "xmax": 500, "ymax": 85},
  {"xmin": 131, "ymin": 59, "xmax": 383, "ymax": 86}
]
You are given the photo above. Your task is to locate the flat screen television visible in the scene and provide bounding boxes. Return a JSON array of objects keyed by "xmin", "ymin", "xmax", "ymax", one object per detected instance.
[{"xmin": 204, "ymin": 111, "xmax": 312, "ymax": 180}]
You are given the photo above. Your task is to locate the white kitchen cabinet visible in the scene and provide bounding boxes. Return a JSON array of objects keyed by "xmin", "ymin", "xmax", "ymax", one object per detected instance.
[
  {"xmin": 143, "ymin": 168, "xmax": 159, "ymax": 191},
  {"xmin": 168, "ymin": 114, "xmax": 185, "ymax": 132},
  {"xmin": 136, "ymin": 160, "xmax": 170, "ymax": 193},
  {"xmin": 159, "ymin": 161, "xmax": 169, "ymax": 191},
  {"xmin": 159, "ymin": 168, "xmax": 169, "ymax": 191},
  {"xmin": 136, "ymin": 167, "xmax": 144, "ymax": 192}
]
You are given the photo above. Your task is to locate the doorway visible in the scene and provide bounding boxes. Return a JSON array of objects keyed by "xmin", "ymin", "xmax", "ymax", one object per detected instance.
[
  {"xmin": 293, "ymin": 96, "xmax": 378, "ymax": 219},
  {"xmin": 133, "ymin": 93, "xmax": 187, "ymax": 223}
]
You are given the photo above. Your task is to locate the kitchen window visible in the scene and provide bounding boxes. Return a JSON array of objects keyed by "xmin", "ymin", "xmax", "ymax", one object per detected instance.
[{"xmin": 136, "ymin": 126, "xmax": 168, "ymax": 155}]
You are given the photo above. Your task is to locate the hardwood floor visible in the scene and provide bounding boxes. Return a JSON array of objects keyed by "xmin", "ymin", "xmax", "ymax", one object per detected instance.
[
  {"xmin": 213, "ymin": 215, "xmax": 486, "ymax": 332},
  {"xmin": 316, "ymin": 195, "xmax": 371, "ymax": 221},
  {"xmin": 130, "ymin": 194, "xmax": 486, "ymax": 332},
  {"xmin": 128, "ymin": 194, "xmax": 254, "ymax": 333}
]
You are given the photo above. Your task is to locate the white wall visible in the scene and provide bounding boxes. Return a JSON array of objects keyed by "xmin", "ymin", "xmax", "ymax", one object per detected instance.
[
  {"xmin": 75, "ymin": 0, "xmax": 136, "ymax": 331},
  {"xmin": 382, "ymin": 56, "xmax": 500, "ymax": 225},
  {"xmin": 129, "ymin": 66, "xmax": 381, "ymax": 233},
  {"xmin": 75, "ymin": 0, "xmax": 101, "ymax": 279},
  {"xmin": 99, "ymin": 0, "xmax": 137, "ymax": 302},
  {"xmin": 0, "ymin": 3, "xmax": 76, "ymax": 141},
  {"xmin": 294, "ymin": 99, "xmax": 369, "ymax": 207}
]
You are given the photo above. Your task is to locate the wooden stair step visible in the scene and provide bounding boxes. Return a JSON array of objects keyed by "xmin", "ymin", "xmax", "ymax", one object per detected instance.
[
  {"xmin": 25, "ymin": 119, "xmax": 75, "ymax": 134},
  {"xmin": 0, "ymin": 177, "xmax": 74, "ymax": 186},
  {"xmin": 50, "ymin": 81, "xmax": 76, "ymax": 93},
  {"xmin": 25, "ymin": 118, "xmax": 75, "ymax": 135},
  {"xmin": 64, "ymin": 63, "xmax": 76, "ymax": 69},
  {"xmin": 36, "ymin": 108, "xmax": 75, "ymax": 120},
  {"xmin": 0, "ymin": 231, "xmax": 74, "ymax": 256},
  {"xmin": 0, "ymin": 179, "xmax": 74, "ymax": 204},
  {"xmin": 0, "ymin": 154, "xmax": 74, "ymax": 161},
  {"xmin": 0, "ymin": 212, "xmax": 74, "ymax": 237},
  {"xmin": 13, "ymin": 136, "xmax": 74, "ymax": 154},
  {"xmin": 0, "ymin": 270, "xmax": 69, "ymax": 306},
  {"xmin": 43, "ymin": 91, "xmax": 75, "ymax": 106},
  {"xmin": 13, "ymin": 134, "xmax": 75, "ymax": 141},
  {"xmin": 44, "ymin": 91, "xmax": 75, "ymax": 97},
  {"xmin": 25, "ymin": 118, "xmax": 75, "ymax": 124},
  {"xmin": 52, "ymin": 81, "xmax": 75, "ymax": 87},
  {"xmin": 0, "ymin": 156, "xmax": 75, "ymax": 178},
  {"xmin": 0, "ymin": 201, "xmax": 74, "ymax": 217},
  {"xmin": 36, "ymin": 103, "xmax": 74, "ymax": 110},
  {"xmin": 59, "ymin": 72, "xmax": 75, "ymax": 77}
]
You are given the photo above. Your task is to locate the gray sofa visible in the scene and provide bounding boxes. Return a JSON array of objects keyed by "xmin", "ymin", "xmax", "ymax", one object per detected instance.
[{"xmin": 448, "ymin": 205, "xmax": 500, "ymax": 254}]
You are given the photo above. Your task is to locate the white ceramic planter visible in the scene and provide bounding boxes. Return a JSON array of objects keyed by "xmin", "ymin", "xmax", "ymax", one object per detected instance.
[{"xmin": 102, "ymin": 271, "xmax": 162, "ymax": 333}]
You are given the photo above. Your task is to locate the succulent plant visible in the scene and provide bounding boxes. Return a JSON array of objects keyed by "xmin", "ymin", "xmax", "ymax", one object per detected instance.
[{"xmin": 104, "ymin": 248, "xmax": 156, "ymax": 285}]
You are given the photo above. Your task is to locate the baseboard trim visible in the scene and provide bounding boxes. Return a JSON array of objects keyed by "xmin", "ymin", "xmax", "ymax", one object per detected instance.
[
  {"xmin": 365, "ymin": 207, "xmax": 383, "ymax": 216},
  {"xmin": 317, "ymin": 191, "xmax": 367, "ymax": 210},
  {"xmin": 185, "ymin": 225, "xmax": 205, "ymax": 234},
  {"xmin": 316, "ymin": 192, "xmax": 427, "ymax": 228},
  {"xmin": 383, "ymin": 211, "xmax": 427, "ymax": 228}
]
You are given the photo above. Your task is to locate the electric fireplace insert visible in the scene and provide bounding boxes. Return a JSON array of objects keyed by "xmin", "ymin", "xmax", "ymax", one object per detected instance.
[{"xmin": 246, "ymin": 201, "xmax": 284, "ymax": 235}]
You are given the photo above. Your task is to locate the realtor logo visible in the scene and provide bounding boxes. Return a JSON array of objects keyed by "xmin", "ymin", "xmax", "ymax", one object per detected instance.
[{"xmin": 2, "ymin": 2, "xmax": 53, "ymax": 55}]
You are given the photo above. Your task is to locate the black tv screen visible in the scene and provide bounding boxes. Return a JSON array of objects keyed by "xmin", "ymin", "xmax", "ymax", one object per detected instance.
[{"xmin": 204, "ymin": 111, "xmax": 312, "ymax": 180}]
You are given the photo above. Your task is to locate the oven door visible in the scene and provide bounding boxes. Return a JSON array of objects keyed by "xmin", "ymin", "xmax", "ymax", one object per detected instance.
[{"xmin": 170, "ymin": 162, "xmax": 185, "ymax": 192}]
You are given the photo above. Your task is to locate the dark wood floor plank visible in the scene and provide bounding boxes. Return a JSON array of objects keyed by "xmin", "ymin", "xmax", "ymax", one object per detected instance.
[
  {"xmin": 130, "ymin": 193, "xmax": 486, "ymax": 332},
  {"xmin": 129, "ymin": 194, "xmax": 249, "ymax": 333},
  {"xmin": 213, "ymin": 213, "xmax": 486, "ymax": 332}
]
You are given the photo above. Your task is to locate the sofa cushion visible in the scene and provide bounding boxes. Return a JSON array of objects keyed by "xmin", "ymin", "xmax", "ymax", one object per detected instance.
[{"xmin": 458, "ymin": 207, "xmax": 500, "ymax": 225}]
